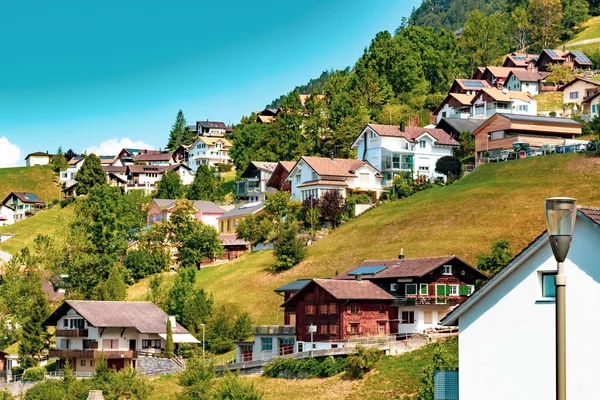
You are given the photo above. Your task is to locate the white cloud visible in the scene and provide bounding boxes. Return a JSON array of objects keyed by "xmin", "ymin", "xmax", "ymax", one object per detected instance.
[
  {"xmin": 0, "ymin": 137, "xmax": 22, "ymax": 168},
  {"xmin": 83, "ymin": 138, "xmax": 155, "ymax": 156}
]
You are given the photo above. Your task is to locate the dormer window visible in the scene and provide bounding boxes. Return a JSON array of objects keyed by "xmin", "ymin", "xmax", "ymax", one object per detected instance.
[
  {"xmin": 370, "ymin": 131, "xmax": 377, "ymax": 139},
  {"xmin": 419, "ymin": 140, "xmax": 426, "ymax": 149}
]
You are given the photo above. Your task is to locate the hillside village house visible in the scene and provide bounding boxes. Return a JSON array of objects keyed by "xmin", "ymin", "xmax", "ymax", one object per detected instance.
[
  {"xmin": 559, "ymin": 77, "xmax": 600, "ymax": 114},
  {"xmin": 195, "ymin": 120, "xmax": 230, "ymax": 136},
  {"xmin": 582, "ymin": 91, "xmax": 600, "ymax": 118},
  {"xmin": 535, "ymin": 48, "xmax": 593, "ymax": 72},
  {"xmin": 218, "ymin": 201, "xmax": 264, "ymax": 235},
  {"xmin": 256, "ymin": 108, "xmax": 280, "ymax": 124},
  {"xmin": 504, "ymin": 70, "xmax": 549, "ymax": 96},
  {"xmin": 481, "ymin": 66, "xmax": 525, "ymax": 88},
  {"xmin": 102, "ymin": 166, "xmax": 128, "ymax": 188},
  {"xmin": 502, "ymin": 53, "xmax": 539, "ymax": 69},
  {"xmin": 471, "ymin": 88, "xmax": 537, "ymax": 118},
  {"xmin": 25, "ymin": 151, "xmax": 53, "ymax": 167},
  {"xmin": 1, "ymin": 192, "xmax": 45, "ymax": 222},
  {"xmin": 117, "ymin": 148, "xmax": 144, "ymax": 165},
  {"xmin": 435, "ymin": 118, "xmax": 484, "ymax": 141},
  {"xmin": 187, "ymin": 136, "xmax": 232, "ymax": 170},
  {"xmin": 434, "ymin": 93, "xmax": 475, "ymax": 123},
  {"xmin": 472, "ymin": 114, "xmax": 581, "ymax": 164},
  {"xmin": 266, "ymin": 161, "xmax": 296, "ymax": 192},
  {"xmin": 44, "ymin": 301, "xmax": 198, "ymax": 373},
  {"xmin": 448, "ymin": 79, "xmax": 491, "ymax": 94},
  {"xmin": 132, "ymin": 151, "xmax": 173, "ymax": 166},
  {"xmin": 351, "ymin": 124, "xmax": 459, "ymax": 186},
  {"xmin": 442, "ymin": 207, "xmax": 600, "ymax": 400},
  {"xmin": 126, "ymin": 164, "xmax": 194, "ymax": 193},
  {"xmin": 0, "ymin": 205, "xmax": 15, "ymax": 226},
  {"xmin": 287, "ymin": 156, "xmax": 383, "ymax": 201},
  {"xmin": 147, "ymin": 199, "xmax": 224, "ymax": 231},
  {"xmin": 60, "ymin": 157, "xmax": 85, "ymax": 184},
  {"xmin": 236, "ymin": 162, "xmax": 278, "ymax": 202}
]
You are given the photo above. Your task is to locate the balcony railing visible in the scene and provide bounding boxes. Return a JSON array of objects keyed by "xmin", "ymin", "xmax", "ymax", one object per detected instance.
[
  {"xmin": 55, "ymin": 329, "xmax": 88, "ymax": 338},
  {"xmin": 48, "ymin": 349, "xmax": 137, "ymax": 359},
  {"xmin": 393, "ymin": 296, "xmax": 466, "ymax": 306},
  {"xmin": 252, "ymin": 325, "xmax": 296, "ymax": 335}
]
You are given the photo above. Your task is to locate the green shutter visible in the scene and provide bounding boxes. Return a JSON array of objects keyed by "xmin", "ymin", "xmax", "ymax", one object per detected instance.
[
  {"xmin": 436, "ymin": 285, "xmax": 445, "ymax": 296},
  {"xmin": 459, "ymin": 285, "xmax": 469, "ymax": 296}
]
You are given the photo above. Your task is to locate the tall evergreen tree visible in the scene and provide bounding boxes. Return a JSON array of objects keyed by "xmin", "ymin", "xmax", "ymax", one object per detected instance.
[
  {"xmin": 18, "ymin": 279, "xmax": 49, "ymax": 368},
  {"xmin": 187, "ymin": 165, "xmax": 224, "ymax": 202},
  {"xmin": 167, "ymin": 110, "xmax": 189, "ymax": 151},
  {"xmin": 155, "ymin": 170, "xmax": 185, "ymax": 199},
  {"xmin": 165, "ymin": 319, "xmax": 174, "ymax": 357},
  {"xmin": 74, "ymin": 154, "xmax": 106, "ymax": 195}
]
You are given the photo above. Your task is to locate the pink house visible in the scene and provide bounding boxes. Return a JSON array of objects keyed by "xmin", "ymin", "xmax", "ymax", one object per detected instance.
[{"xmin": 147, "ymin": 199, "xmax": 225, "ymax": 231}]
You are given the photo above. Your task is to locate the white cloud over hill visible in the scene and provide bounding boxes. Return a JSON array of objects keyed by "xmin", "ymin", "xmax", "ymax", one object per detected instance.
[
  {"xmin": 0, "ymin": 137, "xmax": 22, "ymax": 167},
  {"xmin": 84, "ymin": 138, "xmax": 154, "ymax": 156}
]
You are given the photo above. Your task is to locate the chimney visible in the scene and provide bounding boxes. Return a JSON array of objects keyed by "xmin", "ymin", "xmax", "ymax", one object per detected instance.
[
  {"xmin": 398, "ymin": 248, "xmax": 405, "ymax": 260},
  {"xmin": 400, "ymin": 121, "xmax": 405, "ymax": 132},
  {"xmin": 330, "ymin": 150, "xmax": 335, "ymax": 161},
  {"xmin": 355, "ymin": 274, "xmax": 363, "ymax": 282}
]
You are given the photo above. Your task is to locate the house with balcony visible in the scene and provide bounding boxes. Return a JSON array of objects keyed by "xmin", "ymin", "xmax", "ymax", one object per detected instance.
[
  {"xmin": 236, "ymin": 162, "xmax": 278, "ymax": 202},
  {"xmin": 266, "ymin": 161, "xmax": 297, "ymax": 192},
  {"xmin": 351, "ymin": 123, "xmax": 459, "ymax": 186},
  {"xmin": 471, "ymin": 88, "xmax": 536, "ymax": 119},
  {"xmin": 43, "ymin": 300, "xmax": 199, "ymax": 373},
  {"xmin": 1, "ymin": 192, "xmax": 45, "ymax": 222},
  {"xmin": 102, "ymin": 166, "xmax": 128, "ymax": 188},
  {"xmin": 433, "ymin": 93, "xmax": 476, "ymax": 123},
  {"xmin": 334, "ymin": 255, "xmax": 487, "ymax": 334},
  {"xmin": 502, "ymin": 53, "xmax": 539, "ymax": 69},
  {"xmin": 195, "ymin": 120, "xmax": 230, "ymax": 137},
  {"xmin": 132, "ymin": 150, "xmax": 174, "ymax": 166},
  {"xmin": 287, "ymin": 156, "xmax": 383, "ymax": 202},
  {"xmin": 147, "ymin": 199, "xmax": 225, "ymax": 231},
  {"xmin": 188, "ymin": 137, "xmax": 232, "ymax": 171},
  {"xmin": 235, "ymin": 325, "xmax": 297, "ymax": 363},
  {"xmin": 441, "ymin": 207, "xmax": 600, "ymax": 400},
  {"xmin": 126, "ymin": 165, "xmax": 167, "ymax": 192},
  {"xmin": 559, "ymin": 77, "xmax": 600, "ymax": 115}
]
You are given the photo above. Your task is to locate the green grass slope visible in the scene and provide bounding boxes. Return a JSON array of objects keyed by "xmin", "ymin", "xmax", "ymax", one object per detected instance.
[
  {"xmin": 129, "ymin": 153, "xmax": 600, "ymax": 324},
  {"xmin": 148, "ymin": 337, "xmax": 458, "ymax": 400},
  {"xmin": 0, "ymin": 205, "xmax": 74, "ymax": 254},
  {"xmin": 565, "ymin": 16, "xmax": 600, "ymax": 52},
  {"xmin": 0, "ymin": 165, "xmax": 61, "ymax": 203}
]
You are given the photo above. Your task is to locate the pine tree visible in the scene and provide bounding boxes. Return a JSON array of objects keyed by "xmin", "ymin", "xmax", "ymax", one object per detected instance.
[
  {"xmin": 167, "ymin": 110, "xmax": 189, "ymax": 151},
  {"xmin": 74, "ymin": 154, "xmax": 106, "ymax": 195},
  {"xmin": 95, "ymin": 265, "xmax": 128, "ymax": 301},
  {"xmin": 18, "ymin": 282, "xmax": 49, "ymax": 369},
  {"xmin": 187, "ymin": 165, "xmax": 224, "ymax": 202},
  {"xmin": 155, "ymin": 170, "xmax": 184, "ymax": 199},
  {"xmin": 165, "ymin": 318, "xmax": 174, "ymax": 357},
  {"xmin": 62, "ymin": 358, "xmax": 74, "ymax": 385}
]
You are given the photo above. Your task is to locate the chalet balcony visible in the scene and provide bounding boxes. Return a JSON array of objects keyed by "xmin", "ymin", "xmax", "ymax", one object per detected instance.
[
  {"xmin": 393, "ymin": 296, "xmax": 467, "ymax": 307},
  {"xmin": 48, "ymin": 349, "xmax": 137, "ymax": 359},
  {"xmin": 55, "ymin": 329, "xmax": 88, "ymax": 338},
  {"xmin": 236, "ymin": 180, "xmax": 260, "ymax": 197},
  {"xmin": 252, "ymin": 325, "xmax": 295, "ymax": 335}
]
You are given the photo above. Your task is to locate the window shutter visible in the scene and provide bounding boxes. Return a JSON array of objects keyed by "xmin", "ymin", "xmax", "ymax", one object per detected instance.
[
  {"xmin": 436, "ymin": 285, "xmax": 445, "ymax": 296},
  {"xmin": 446, "ymin": 285, "xmax": 450, "ymax": 296},
  {"xmin": 459, "ymin": 285, "xmax": 469, "ymax": 296}
]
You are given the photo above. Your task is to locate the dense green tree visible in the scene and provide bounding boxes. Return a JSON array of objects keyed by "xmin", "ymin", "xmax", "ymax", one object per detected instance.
[
  {"xmin": 213, "ymin": 370, "xmax": 264, "ymax": 400},
  {"xmin": 18, "ymin": 278, "xmax": 49, "ymax": 368},
  {"xmin": 165, "ymin": 318, "xmax": 174, "ymax": 357},
  {"xmin": 461, "ymin": 10, "xmax": 509, "ymax": 74},
  {"xmin": 563, "ymin": 0, "xmax": 590, "ymax": 39},
  {"xmin": 273, "ymin": 223, "xmax": 305, "ymax": 272},
  {"xmin": 206, "ymin": 304, "xmax": 252, "ymax": 354},
  {"xmin": 435, "ymin": 156, "xmax": 463, "ymax": 180},
  {"xmin": 123, "ymin": 224, "xmax": 170, "ymax": 280},
  {"xmin": 511, "ymin": 6, "xmax": 532, "ymax": 50},
  {"xmin": 179, "ymin": 358, "xmax": 215, "ymax": 400},
  {"xmin": 545, "ymin": 64, "xmax": 576, "ymax": 85},
  {"xmin": 155, "ymin": 170, "xmax": 185, "ymax": 199},
  {"xmin": 477, "ymin": 239, "xmax": 513, "ymax": 276},
  {"xmin": 94, "ymin": 264, "xmax": 128, "ymax": 301},
  {"xmin": 51, "ymin": 146, "xmax": 68, "ymax": 172},
  {"xmin": 416, "ymin": 338, "xmax": 458, "ymax": 400},
  {"xmin": 167, "ymin": 267, "xmax": 213, "ymax": 334},
  {"xmin": 409, "ymin": 0, "xmax": 506, "ymax": 32},
  {"xmin": 529, "ymin": 0, "xmax": 563, "ymax": 48},
  {"xmin": 187, "ymin": 165, "xmax": 224, "ymax": 202},
  {"xmin": 167, "ymin": 110, "xmax": 192, "ymax": 151},
  {"xmin": 74, "ymin": 154, "xmax": 106, "ymax": 195},
  {"xmin": 319, "ymin": 190, "xmax": 346, "ymax": 228}
]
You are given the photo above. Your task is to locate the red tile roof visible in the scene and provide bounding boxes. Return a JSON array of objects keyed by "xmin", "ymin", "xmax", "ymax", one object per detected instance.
[
  {"xmin": 301, "ymin": 157, "xmax": 370, "ymax": 178},
  {"xmin": 336, "ymin": 256, "xmax": 459, "ymax": 280},
  {"xmin": 280, "ymin": 161, "xmax": 297, "ymax": 172},
  {"xmin": 297, "ymin": 180, "xmax": 348, "ymax": 188},
  {"xmin": 282, "ymin": 279, "xmax": 395, "ymax": 306},
  {"xmin": 367, "ymin": 124, "xmax": 459, "ymax": 146},
  {"xmin": 579, "ymin": 206, "xmax": 600, "ymax": 226},
  {"xmin": 133, "ymin": 151, "xmax": 173, "ymax": 162}
]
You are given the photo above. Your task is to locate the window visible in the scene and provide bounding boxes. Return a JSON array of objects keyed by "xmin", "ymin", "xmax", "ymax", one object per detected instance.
[
  {"xmin": 305, "ymin": 304, "xmax": 316, "ymax": 315},
  {"xmin": 401, "ymin": 311, "xmax": 415, "ymax": 324},
  {"xmin": 63, "ymin": 319, "xmax": 68, "ymax": 328},
  {"xmin": 90, "ymin": 360, "xmax": 96, "ymax": 367},
  {"xmin": 378, "ymin": 323, "xmax": 386, "ymax": 335},
  {"xmin": 419, "ymin": 140, "xmax": 426, "ymax": 149},
  {"xmin": 359, "ymin": 173, "xmax": 369, "ymax": 184},
  {"xmin": 329, "ymin": 304, "xmax": 337, "ymax": 314},
  {"xmin": 81, "ymin": 360, "xmax": 86, "ymax": 367},
  {"xmin": 442, "ymin": 265, "xmax": 452, "ymax": 275},
  {"xmin": 295, "ymin": 174, "xmax": 301, "ymax": 183},
  {"xmin": 390, "ymin": 283, "xmax": 397, "ymax": 292},
  {"xmin": 405, "ymin": 284, "xmax": 417, "ymax": 296},
  {"xmin": 467, "ymin": 285, "xmax": 475, "ymax": 295},
  {"xmin": 350, "ymin": 304, "xmax": 360, "ymax": 314},
  {"xmin": 319, "ymin": 324, "xmax": 328, "ymax": 335},
  {"xmin": 319, "ymin": 304, "xmax": 328, "ymax": 315},
  {"xmin": 142, "ymin": 340, "xmax": 161, "ymax": 349},
  {"xmin": 570, "ymin": 92, "xmax": 579, "ymax": 99},
  {"xmin": 350, "ymin": 323, "xmax": 359, "ymax": 334},
  {"xmin": 261, "ymin": 338, "xmax": 273, "ymax": 351},
  {"xmin": 420, "ymin": 283, "xmax": 429, "ymax": 295},
  {"xmin": 594, "ymin": 104, "xmax": 597, "ymax": 113},
  {"xmin": 392, "ymin": 155, "xmax": 400, "ymax": 169},
  {"xmin": 449, "ymin": 285, "xmax": 459, "ymax": 296},
  {"xmin": 424, "ymin": 311, "xmax": 433, "ymax": 324},
  {"xmin": 518, "ymin": 105, "xmax": 529, "ymax": 112},
  {"xmin": 227, "ymin": 220, "xmax": 230, "ymax": 232},
  {"xmin": 418, "ymin": 165, "xmax": 429, "ymax": 172},
  {"xmin": 542, "ymin": 273, "xmax": 556, "ymax": 298},
  {"xmin": 70, "ymin": 319, "xmax": 85, "ymax": 329},
  {"xmin": 329, "ymin": 324, "xmax": 338, "ymax": 335},
  {"xmin": 312, "ymin": 171, "xmax": 318, "ymax": 181},
  {"xmin": 220, "ymin": 221, "xmax": 224, "ymax": 232}
]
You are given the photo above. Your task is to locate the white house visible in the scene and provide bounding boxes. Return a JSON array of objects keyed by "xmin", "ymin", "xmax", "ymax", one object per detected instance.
[
  {"xmin": 582, "ymin": 91, "xmax": 600, "ymax": 118},
  {"xmin": 471, "ymin": 88, "xmax": 537, "ymax": 119},
  {"xmin": 442, "ymin": 206, "xmax": 600, "ymax": 400},
  {"xmin": 434, "ymin": 93, "xmax": 476, "ymax": 123},
  {"xmin": 286, "ymin": 156, "xmax": 383, "ymax": 202},
  {"xmin": 505, "ymin": 70, "xmax": 550, "ymax": 96},
  {"xmin": 559, "ymin": 77, "xmax": 600, "ymax": 112},
  {"xmin": 60, "ymin": 157, "xmax": 85, "ymax": 184},
  {"xmin": 132, "ymin": 151, "xmax": 173, "ymax": 166},
  {"xmin": 195, "ymin": 120, "xmax": 229, "ymax": 137},
  {"xmin": 0, "ymin": 205, "xmax": 15, "ymax": 226},
  {"xmin": 25, "ymin": 152, "xmax": 53, "ymax": 167},
  {"xmin": 235, "ymin": 325, "xmax": 297, "ymax": 363},
  {"xmin": 188, "ymin": 137, "xmax": 233, "ymax": 171},
  {"xmin": 351, "ymin": 124, "xmax": 459, "ymax": 185}
]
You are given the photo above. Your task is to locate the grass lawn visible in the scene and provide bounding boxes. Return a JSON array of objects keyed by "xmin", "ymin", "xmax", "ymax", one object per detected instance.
[
  {"xmin": 566, "ymin": 16, "xmax": 600, "ymax": 44},
  {"xmin": 534, "ymin": 92, "xmax": 563, "ymax": 113},
  {"xmin": 128, "ymin": 153, "xmax": 600, "ymax": 325},
  {"xmin": 148, "ymin": 337, "xmax": 457, "ymax": 400},
  {"xmin": 0, "ymin": 165, "xmax": 61, "ymax": 203},
  {"xmin": 0, "ymin": 205, "xmax": 74, "ymax": 254}
]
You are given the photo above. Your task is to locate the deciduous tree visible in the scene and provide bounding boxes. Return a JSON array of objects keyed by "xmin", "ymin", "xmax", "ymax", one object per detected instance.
[
  {"xmin": 529, "ymin": 0, "xmax": 563, "ymax": 48},
  {"xmin": 477, "ymin": 239, "xmax": 513, "ymax": 277}
]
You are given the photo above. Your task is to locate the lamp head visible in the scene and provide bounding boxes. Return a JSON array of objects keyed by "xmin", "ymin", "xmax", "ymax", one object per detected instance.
[{"xmin": 545, "ymin": 197, "xmax": 577, "ymax": 262}]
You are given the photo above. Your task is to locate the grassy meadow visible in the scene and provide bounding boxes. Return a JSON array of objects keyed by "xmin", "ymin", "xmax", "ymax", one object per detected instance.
[{"xmin": 0, "ymin": 165, "xmax": 61, "ymax": 203}]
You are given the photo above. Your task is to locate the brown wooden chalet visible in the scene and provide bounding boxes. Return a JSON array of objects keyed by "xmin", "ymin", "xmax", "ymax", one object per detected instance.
[{"xmin": 266, "ymin": 161, "xmax": 297, "ymax": 192}]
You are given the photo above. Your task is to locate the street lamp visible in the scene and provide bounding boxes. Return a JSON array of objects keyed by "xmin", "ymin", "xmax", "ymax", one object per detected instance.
[
  {"xmin": 545, "ymin": 197, "xmax": 577, "ymax": 400},
  {"xmin": 201, "ymin": 323, "xmax": 205, "ymax": 359}
]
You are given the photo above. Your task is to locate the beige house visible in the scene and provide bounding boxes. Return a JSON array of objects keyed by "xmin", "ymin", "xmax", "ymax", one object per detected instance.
[
  {"xmin": 559, "ymin": 77, "xmax": 600, "ymax": 114},
  {"xmin": 25, "ymin": 152, "xmax": 53, "ymax": 167},
  {"xmin": 44, "ymin": 301, "xmax": 198, "ymax": 374}
]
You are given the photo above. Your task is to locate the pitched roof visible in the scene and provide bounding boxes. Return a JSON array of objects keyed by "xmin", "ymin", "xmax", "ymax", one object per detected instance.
[
  {"xmin": 449, "ymin": 93, "xmax": 476, "ymax": 105},
  {"xmin": 25, "ymin": 152, "xmax": 53, "ymax": 159},
  {"xmin": 578, "ymin": 206, "xmax": 600, "ymax": 226},
  {"xmin": 559, "ymin": 77, "xmax": 600, "ymax": 91},
  {"xmin": 508, "ymin": 70, "xmax": 550, "ymax": 82},
  {"xmin": 453, "ymin": 79, "xmax": 491, "ymax": 91},
  {"xmin": 301, "ymin": 157, "xmax": 369, "ymax": 178},
  {"xmin": 336, "ymin": 256, "xmax": 462, "ymax": 280},
  {"xmin": 102, "ymin": 166, "xmax": 127, "ymax": 174},
  {"xmin": 484, "ymin": 66, "xmax": 526, "ymax": 79},
  {"xmin": 279, "ymin": 161, "xmax": 297, "ymax": 172},
  {"xmin": 297, "ymin": 179, "xmax": 348, "ymax": 188},
  {"xmin": 366, "ymin": 124, "xmax": 460, "ymax": 146},
  {"xmin": 197, "ymin": 120, "xmax": 227, "ymax": 129},
  {"xmin": 2, "ymin": 192, "xmax": 45, "ymax": 205},
  {"xmin": 283, "ymin": 279, "xmax": 395, "ymax": 306},
  {"xmin": 436, "ymin": 118, "xmax": 485, "ymax": 134},
  {"xmin": 583, "ymin": 91, "xmax": 600, "ymax": 104},
  {"xmin": 127, "ymin": 165, "xmax": 168, "ymax": 174},
  {"xmin": 133, "ymin": 151, "xmax": 173, "ymax": 162},
  {"xmin": 477, "ymin": 88, "xmax": 534, "ymax": 103},
  {"xmin": 218, "ymin": 234, "xmax": 250, "ymax": 246},
  {"xmin": 504, "ymin": 53, "xmax": 539, "ymax": 67},
  {"xmin": 251, "ymin": 162, "xmax": 278, "ymax": 172},
  {"xmin": 151, "ymin": 199, "xmax": 225, "ymax": 214},
  {"xmin": 218, "ymin": 201, "xmax": 264, "ymax": 219},
  {"xmin": 69, "ymin": 156, "xmax": 85, "ymax": 165},
  {"xmin": 499, "ymin": 114, "xmax": 582, "ymax": 125},
  {"xmin": 43, "ymin": 300, "xmax": 191, "ymax": 334},
  {"xmin": 194, "ymin": 137, "xmax": 233, "ymax": 147},
  {"xmin": 274, "ymin": 279, "xmax": 312, "ymax": 293}
]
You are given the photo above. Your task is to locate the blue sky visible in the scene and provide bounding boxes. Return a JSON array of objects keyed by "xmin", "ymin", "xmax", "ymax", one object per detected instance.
[{"xmin": 0, "ymin": 0, "xmax": 420, "ymax": 166}]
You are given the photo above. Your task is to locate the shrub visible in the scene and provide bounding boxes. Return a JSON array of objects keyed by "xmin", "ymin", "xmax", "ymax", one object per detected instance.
[
  {"xmin": 22, "ymin": 366, "xmax": 46, "ymax": 381},
  {"xmin": 213, "ymin": 370, "xmax": 263, "ymax": 400},
  {"xmin": 217, "ymin": 163, "xmax": 233, "ymax": 172},
  {"xmin": 346, "ymin": 192, "xmax": 371, "ymax": 217},
  {"xmin": 273, "ymin": 225, "xmax": 305, "ymax": 272},
  {"xmin": 263, "ymin": 356, "xmax": 347, "ymax": 379},
  {"xmin": 0, "ymin": 390, "xmax": 14, "ymax": 400},
  {"xmin": 345, "ymin": 347, "xmax": 383, "ymax": 379},
  {"xmin": 460, "ymin": 155, "xmax": 475, "ymax": 165},
  {"xmin": 11, "ymin": 367, "xmax": 23, "ymax": 376},
  {"xmin": 435, "ymin": 156, "xmax": 462, "ymax": 180},
  {"xmin": 179, "ymin": 357, "xmax": 215, "ymax": 400},
  {"xmin": 44, "ymin": 360, "xmax": 58, "ymax": 372},
  {"xmin": 60, "ymin": 196, "xmax": 75, "ymax": 208},
  {"xmin": 24, "ymin": 380, "xmax": 66, "ymax": 400}
]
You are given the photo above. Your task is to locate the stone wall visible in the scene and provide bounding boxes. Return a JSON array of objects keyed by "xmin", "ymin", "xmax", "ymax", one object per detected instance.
[{"xmin": 137, "ymin": 354, "xmax": 185, "ymax": 376}]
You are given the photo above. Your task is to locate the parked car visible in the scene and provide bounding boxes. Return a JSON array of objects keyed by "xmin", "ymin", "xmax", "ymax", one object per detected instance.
[
  {"xmin": 586, "ymin": 140, "xmax": 599, "ymax": 152},
  {"xmin": 499, "ymin": 150, "xmax": 511, "ymax": 161},
  {"xmin": 526, "ymin": 149, "xmax": 543, "ymax": 157},
  {"xmin": 542, "ymin": 144, "xmax": 556, "ymax": 154}
]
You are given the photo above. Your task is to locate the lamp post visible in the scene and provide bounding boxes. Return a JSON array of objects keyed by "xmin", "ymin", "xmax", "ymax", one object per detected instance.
[
  {"xmin": 201, "ymin": 323, "xmax": 205, "ymax": 359},
  {"xmin": 544, "ymin": 197, "xmax": 577, "ymax": 400}
]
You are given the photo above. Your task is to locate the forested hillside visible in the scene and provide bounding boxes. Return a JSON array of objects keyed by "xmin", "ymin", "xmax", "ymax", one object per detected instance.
[{"xmin": 409, "ymin": 0, "xmax": 505, "ymax": 31}]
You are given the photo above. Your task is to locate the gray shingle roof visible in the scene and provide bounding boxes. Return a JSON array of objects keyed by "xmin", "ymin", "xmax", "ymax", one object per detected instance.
[
  {"xmin": 151, "ymin": 199, "xmax": 225, "ymax": 214},
  {"xmin": 274, "ymin": 279, "xmax": 312, "ymax": 293},
  {"xmin": 436, "ymin": 118, "xmax": 485, "ymax": 134},
  {"xmin": 218, "ymin": 201, "xmax": 264, "ymax": 219},
  {"xmin": 499, "ymin": 114, "xmax": 582, "ymax": 125}
]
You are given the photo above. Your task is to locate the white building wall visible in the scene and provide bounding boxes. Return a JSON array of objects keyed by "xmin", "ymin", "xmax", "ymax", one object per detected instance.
[
  {"xmin": 457, "ymin": 218, "xmax": 600, "ymax": 400},
  {"xmin": 396, "ymin": 306, "xmax": 454, "ymax": 334},
  {"xmin": 344, "ymin": 164, "xmax": 382, "ymax": 193},
  {"xmin": 563, "ymin": 80, "xmax": 599, "ymax": 106},
  {"xmin": 27, "ymin": 155, "xmax": 51, "ymax": 167},
  {"xmin": 0, "ymin": 205, "xmax": 15, "ymax": 226}
]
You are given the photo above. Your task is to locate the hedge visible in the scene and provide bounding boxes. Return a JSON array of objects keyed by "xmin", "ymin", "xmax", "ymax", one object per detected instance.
[{"xmin": 22, "ymin": 366, "xmax": 46, "ymax": 381}]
